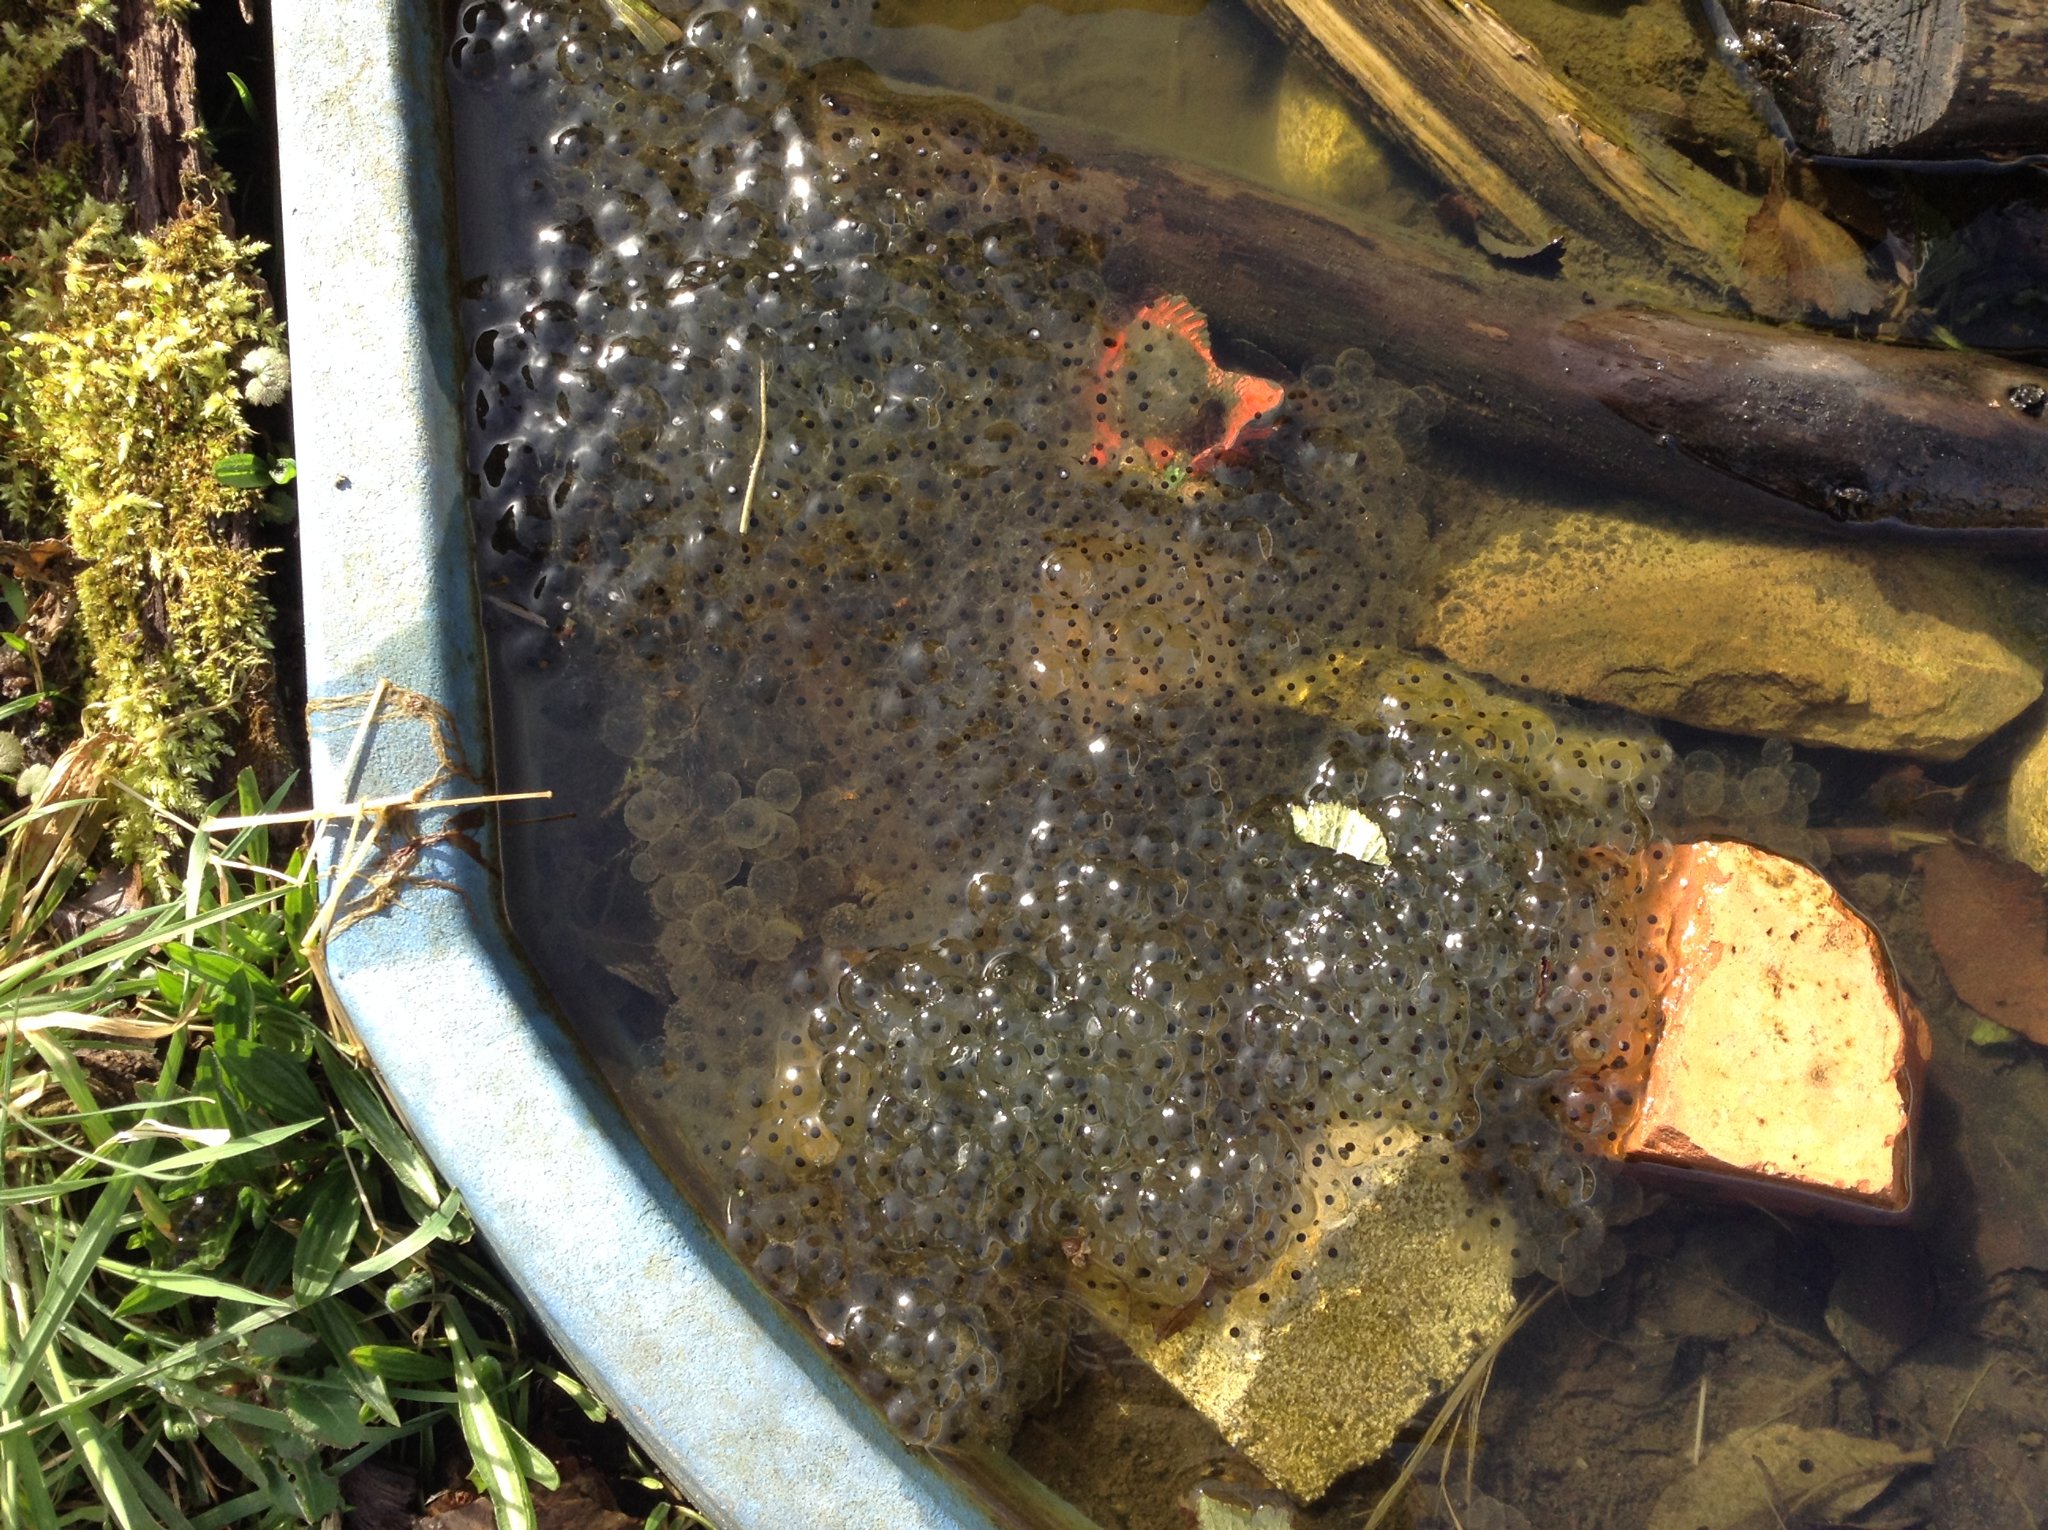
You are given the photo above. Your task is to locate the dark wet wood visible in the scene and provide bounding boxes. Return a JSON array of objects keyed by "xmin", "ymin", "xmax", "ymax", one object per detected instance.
[
  {"xmin": 1089, "ymin": 138, "xmax": 2048, "ymax": 530},
  {"xmin": 1730, "ymin": 0, "xmax": 2048, "ymax": 157},
  {"xmin": 811, "ymin": 72, "xmax": 2048, "ymax": 532},
  {"xmin": 1244, "ymin": 0, "xmax": 1758, "ymax": 300}
]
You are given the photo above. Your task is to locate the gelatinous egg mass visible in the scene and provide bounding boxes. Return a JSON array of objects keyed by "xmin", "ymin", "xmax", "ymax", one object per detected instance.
[{"xmin": 451, "ymin": 0, "xmax": 1671, "ymax": 1451}]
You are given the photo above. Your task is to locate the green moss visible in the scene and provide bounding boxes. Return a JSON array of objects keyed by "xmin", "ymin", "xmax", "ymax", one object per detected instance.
[
  {"xmin": 1, "ymin": 1, "xmax": 112, "ymax": 518},
  {"xmin": 4, "ymin": 207, "xmax": 282, "ymax": 867},
  {"xmin": 0, "ymin": 1, "xmax": 286, "ymax": 872}
]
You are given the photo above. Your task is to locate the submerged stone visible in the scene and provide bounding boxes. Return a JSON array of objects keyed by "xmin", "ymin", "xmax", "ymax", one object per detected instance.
[
  {"xmin": 1073, "ymin": 1124, "xmax": 1515, "ymax": 1502},
  {"xmin": 1271, "ymin": 58, "xmax": 1392, "ymax": 209},
  {"xmin": 2005, "ymin": 712, "xmax": 2048, "ymax": 876},
  {"xmin": 1417, "ymin": 504, "xmax": 2042, "ymax": 761}
]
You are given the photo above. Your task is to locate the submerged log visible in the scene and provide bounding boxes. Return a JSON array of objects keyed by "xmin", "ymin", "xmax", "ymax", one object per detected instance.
[
  {"xmin": 1242, "ymin": 0, "xmax": 1763, "ymax": 300},
  {"xmin": 1069, "ymin": 126, "xmax": 2048, "ymax": 530},
  {"xmin": 1726, "ymin": 0, "xmax": 2048, "ymax": 157},
  {"xmin": 810, "ymin": 72, "xmax": 2048, "ymax": 531}
]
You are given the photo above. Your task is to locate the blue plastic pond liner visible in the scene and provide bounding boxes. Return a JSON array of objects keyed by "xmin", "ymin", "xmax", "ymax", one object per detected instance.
[{"xmin": 269, "ymin": 4, "xmax": 1010, "ymax": 1524}]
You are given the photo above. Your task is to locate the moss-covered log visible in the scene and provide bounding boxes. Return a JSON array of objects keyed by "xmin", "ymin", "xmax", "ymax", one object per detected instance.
[{"xmin": 2, "ymin": 2, "xmax": 287, "ymax": 869}]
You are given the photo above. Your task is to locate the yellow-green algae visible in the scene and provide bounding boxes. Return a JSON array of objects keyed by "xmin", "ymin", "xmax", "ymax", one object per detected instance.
[{"xmin": 1, "ymin": 0, "xmax": 284, "ymax": 870}]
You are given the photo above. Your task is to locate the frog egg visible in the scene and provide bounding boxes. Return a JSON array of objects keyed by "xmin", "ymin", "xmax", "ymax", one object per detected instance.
[
  {"xmin": 701, "ymin": 771, "xmax": 743, "ymax": 815},
  {"xmin": 721, "ymin": 797, "xmax": 779, "ymax": 849},
  {"xmin": 1742, "ymin": 765, "xmax": 1790, "ymax": 816},
  {"xmin": 686, "ymin": 841, "xmax": 745, "ymax": 887},
  {"xmin": 746, "ymin": 858, "xmax": 798, "ymax": 905},
  {"xmin": 756, "ymin": 916, "xmax": 803, "ymax": 962},
  {"xmin": 598, "ymin": 703, "xmax": 648, "ymax": 758},
  {"xmin": 623, "ymin": 785, "xmax": 677, "ymax": 840},
  {"xmin": 755, "ymin": 810, "xmax": 801, "ymax": 860},
  {"xmin": 1680, "ymin": 763, "xmax": 1726, "ymax": 818},
  {"xmin": 689, "ymin": 901, "xmax": 731, "ymax": 946},
  {"xmin": 756, "ymin": 766, "xmax": 802, "ymax": 812}
]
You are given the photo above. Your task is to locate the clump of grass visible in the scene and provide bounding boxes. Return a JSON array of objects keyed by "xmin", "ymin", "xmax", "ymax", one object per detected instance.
[{"xmin": 0, "ymin": 767, "xmax": 594, "ymax": 1529}]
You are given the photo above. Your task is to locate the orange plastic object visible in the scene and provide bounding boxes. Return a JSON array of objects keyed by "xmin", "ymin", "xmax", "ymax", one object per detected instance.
[
  {"xmin": 1089, "ymin": 294, "xmax": 1285, "ymax": 475},
  {"xmin": 1620, "ymin": 841, "xmax": 1930, "ymax": 1218}
]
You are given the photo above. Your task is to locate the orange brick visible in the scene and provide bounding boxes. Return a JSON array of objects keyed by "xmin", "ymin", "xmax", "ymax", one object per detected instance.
[{"xmin": 1620, "ymin": 841, "xmax": 1930, "ymax": 1217}]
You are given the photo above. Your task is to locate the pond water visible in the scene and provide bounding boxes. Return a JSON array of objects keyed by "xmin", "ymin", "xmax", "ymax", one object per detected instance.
[{"xmin": 447, "ymin": 2, "xmax": 2048, "ymax": 1524}]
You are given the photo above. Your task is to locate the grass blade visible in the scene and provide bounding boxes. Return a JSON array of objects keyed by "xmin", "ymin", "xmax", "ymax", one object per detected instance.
[
  {"xmin": 0, "ymin": 1143, "xmax": 147, "ymax": 1415},
  {"xmin": 0, "ymin": 1428, "xmax": 58, "ymax": 1530},
  {"xmin": 447, "ymin": 1303, "xmax": 537, "ymax": 1530},
  {"xmin": 310, "ymin": 1033, "xmax": 440, "ymax": 1208},
  {"xmin": 0, "ymin": 1192, "xmax": 464, "ymax": 1442},
  {"xmin": 291, "ymin": 1164, "xmax": 361, "ymax": 1303}
]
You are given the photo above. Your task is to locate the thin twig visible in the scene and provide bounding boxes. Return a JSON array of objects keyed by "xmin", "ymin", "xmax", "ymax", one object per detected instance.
[
  {"xmin": 201, "ymin": 789, "xmax": 551, "ymax": 833},
  {"xmin": 738, "ymin": 357, "xmax": 769, "ymax": 536},
  {"xmin": 336, "ymin": 678, "xmax": 389, "ymax": 800},
  {"xmin": 1750, "ymin": 1455, "xmax": 1791, "ymax": 1530},
  {"xmin": 1692, "ymin": 1372, "xmax": 1708, "ymax": 1466},
  {"xmin": 1361, "ymin": 1284, "xmax": 1558, "ymax": 1530}
]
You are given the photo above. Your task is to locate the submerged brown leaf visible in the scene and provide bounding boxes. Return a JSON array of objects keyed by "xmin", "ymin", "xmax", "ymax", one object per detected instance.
[
  {"xmin": 1918, "ymin": 841, "xmax": 2048, "ymax": 1043},
  {"xmin": 1740, "ymin": 187, "xmax": 1886, "ymax": 320},
  {"xmin": 1647, "ymin": 1423, "xmax": 1929, "ymax": 1530},
  {"xmin": 421, "ymin": 1463, "xmax": 635, "ymax": 1530}
]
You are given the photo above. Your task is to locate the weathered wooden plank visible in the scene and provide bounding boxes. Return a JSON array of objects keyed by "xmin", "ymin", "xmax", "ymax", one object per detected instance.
[
  {"xmin": 1243, "ymin": 0, "xmax": 1763, "ymax": 300},
  {"xmin": 1727, "ymin": 0, "xmax": 2048, "ymax": 156},
  {"xmin": 1087, "ymin": 132, "xmax": 2048, "ymax": 530}
]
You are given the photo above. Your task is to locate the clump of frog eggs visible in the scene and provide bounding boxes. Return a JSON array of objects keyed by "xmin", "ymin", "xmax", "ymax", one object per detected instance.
[
  {"xmin": 455, "ymin": 0, "xmax": 1670, "ymax": 1449},
  {"xmin": 1670, "ymin": 738, "xmax": 1829, "ymax": 866}
]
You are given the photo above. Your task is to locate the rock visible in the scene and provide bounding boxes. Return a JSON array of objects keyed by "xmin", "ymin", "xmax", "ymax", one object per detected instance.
[
  {"xmin": 2006, "ymin": 711, "xmax": 2048, "ymax": 875},
  {"xmin": 867, "ymin": 2, "xmax": 1278, "ymax": 186},
  {"xmin": 1417, "ymin": 504, "xmax": 2042, "ymax": 761},
  {"xmin": 1271, "ymin": 57, "xmax": 1393, "ymax": 208},
  {"xmin": 1070, "ymin": 1123, "xmax": 1517, "ymax": 1502},
  {"xmin": 1190, "ymin": 1490, "xmax": 1301, "ymax": 1530},
  {"xmin": 1620, "ymin": 841, "xmax": 1931, "ymax": 1216}
]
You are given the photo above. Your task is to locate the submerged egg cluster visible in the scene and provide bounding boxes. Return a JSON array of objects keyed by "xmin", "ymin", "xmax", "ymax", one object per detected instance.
[
  {"xmin": 453, "ymin": 0, "xmax": 1671, "ymax": 1449},
  {"xmin": 1670, "ymin": 738, "xmax": 1829, "ymax": 865}
]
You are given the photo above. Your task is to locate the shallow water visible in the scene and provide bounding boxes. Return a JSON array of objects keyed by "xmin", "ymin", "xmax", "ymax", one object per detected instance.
[{"xmin": 448, "ymin": 2, "xmax": 2048, "ymax": 1524}]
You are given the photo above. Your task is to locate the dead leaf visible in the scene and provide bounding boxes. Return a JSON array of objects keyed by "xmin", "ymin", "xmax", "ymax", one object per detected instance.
[
  {"xmin": 1647, "ymin": 1422, "xmax": 1930, "ymax": 1530},
  {"xmin": 419, "ymin": 1461, "xmax": 635, "ymax": 1530},
  {"xmin": 1740, "ymin": 187, "xmax": 1885, "ymax": 320},
  {"xmin": 0, "ymin": 538, "xmax": 76, "ymax": 583},
  {"xmin": 1869, "ymin": 763, "xmax": 1964, "ymax": 829},
  {"xmin": 1919, "ymin": 841, "xmax": 2048, "ymax": 1043}
]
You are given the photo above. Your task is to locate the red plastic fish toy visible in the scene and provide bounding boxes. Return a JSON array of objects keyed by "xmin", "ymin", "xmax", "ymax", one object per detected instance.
[{"xmin": 1089, "ymin": 294, "xmax": 1286, "ymax": 478}]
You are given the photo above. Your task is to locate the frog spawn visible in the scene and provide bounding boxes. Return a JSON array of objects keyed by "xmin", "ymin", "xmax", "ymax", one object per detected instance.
[{"xmin": 455, "ymin": 0, "xmax": 1670, "ymax": 1451}]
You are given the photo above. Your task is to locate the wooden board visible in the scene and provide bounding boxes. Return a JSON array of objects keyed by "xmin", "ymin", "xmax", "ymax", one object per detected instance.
[
  {"xmin": 1245, "ymin": 0, "xmax": 1762, "ymax": 300},
  {"xmin": 1729, "ymin": 0, "xmax": 2048, "ymax": 157}
]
